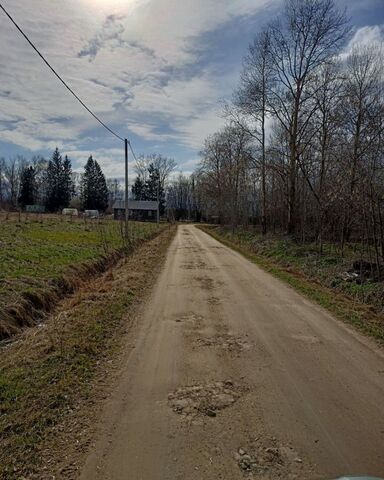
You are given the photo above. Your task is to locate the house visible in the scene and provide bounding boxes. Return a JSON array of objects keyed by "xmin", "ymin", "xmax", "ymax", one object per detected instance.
[{"xmin": 113, "ymin": 200, "xmax": 159, "ymax": 222}]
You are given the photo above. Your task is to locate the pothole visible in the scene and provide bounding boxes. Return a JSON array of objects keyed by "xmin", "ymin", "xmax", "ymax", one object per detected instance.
[
  {"xmin": 174, "ymin": 313, "xmax": 203, "ymax": 328},
  {"xmin": 168, "ymin": 380, "xmax": 241, "ymax": 418},
  {"xmin": 208, "ymin": 296, "xmax": 220, "ymax": 305},
  {"xmin": 194, "ymin": 276, "xmax": 215, "ymax": 290},
  {"xmin": 180, "ymin": 260, "xmax": 207, "ymax": 270},
  {"xmin": 234, "ymin": 439, "xmax": 305, "ymax": 477},
  {"xmin": 195, "ymin": 334, "xmax": 251, "ymax": 353}
]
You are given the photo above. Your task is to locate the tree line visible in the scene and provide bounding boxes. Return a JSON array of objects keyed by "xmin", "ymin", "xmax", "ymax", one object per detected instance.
[
  {"xmin": 0, "ymin": 148, "xmax": 114, "ymax": 213},
  {"xmin": 189, "ymin": 0, "xmax": 384, "ymax": 266},
  {"xmin": 131, "ymin": 154, "xmax": 177, "ymax": 216}
]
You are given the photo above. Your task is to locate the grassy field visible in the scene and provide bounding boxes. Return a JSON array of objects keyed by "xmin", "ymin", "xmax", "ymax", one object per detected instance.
[
  {"xmin": 0, "ymin": 213, "xmax": 162, "ymax": 338},
  {"xmin": 0, "ymin": 226, "xmax": 176, "ymax": 479},
  {"xmin": 200, "ymin": 225, "xmax": 384, "ymax": 342}
]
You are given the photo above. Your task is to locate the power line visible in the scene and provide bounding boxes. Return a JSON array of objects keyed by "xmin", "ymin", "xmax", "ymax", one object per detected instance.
[
  {"xmin": 0, "ymin": 3, "xmax": 125, "ymax": 142},
  {"xmin": 128, "ymin": 141, "xmax": 139, "ymax": 164}
]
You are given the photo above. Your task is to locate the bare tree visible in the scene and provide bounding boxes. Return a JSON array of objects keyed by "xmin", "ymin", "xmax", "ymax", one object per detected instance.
[
  {"xmin": 134, "ymin": 155, "xmax": 152, "ymax": 183},
  {"xmin": 4, "ymin": 156, "xmax": 27, "ymax": 208},
  {"xmin": 199, "ymin": 124, "xmax": 254, "ymax": 228},
  {"xmin": 267, "ymin": 0, "xmax": 349, "ymax": 234},
  {"xmin": 150, "ymin": 154, "xmax": 177, "ymax": 189},
  {"xmin": 134, "ymin": 153, "xmax": 177, "ymax": 191},
  {"xmin": 340, "ymin": 45, "xmax": 384, "ymax": 245},
  {"xmin": 234, "ymin": 29, "xmax": 272, "ymax": 234}
]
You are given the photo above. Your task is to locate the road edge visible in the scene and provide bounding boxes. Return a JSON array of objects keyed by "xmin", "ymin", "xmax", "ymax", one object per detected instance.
[
  {"xmin": 0, "ymin": 225, "xmax": 177, "ymax": 480},
  {"xmin": 198, "ymin": 225, "xmax": 384, "ymax": 345}
]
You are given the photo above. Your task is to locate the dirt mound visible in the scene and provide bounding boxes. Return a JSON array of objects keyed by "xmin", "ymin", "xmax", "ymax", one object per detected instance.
[
  {"xmin": 234, "ymin": 439, "xmax": 305, "ymax": 478},
  {"xmin": 168, "ymin": 380, "xmax": 241, "ymax": 418}
]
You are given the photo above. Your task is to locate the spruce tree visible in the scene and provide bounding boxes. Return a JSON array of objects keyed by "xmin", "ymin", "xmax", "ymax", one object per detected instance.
[
  {"xmin": 81, "ymin": 156, "xmax": 108, "ymax": 211},
  {"xmin": 132, "ymin": 176, "xmax": 146, "ymax": 200},
  {"xmin": 62, "ymin": 155, "xmax": 74, "ymax": 208},
  {"xmin": 45, "ymin": 148, "xmax": 61, "ymax": 212},
  {"xmin": 145, "ymin": 163, "xmax": 165, "ymax": 215},
  {"xmin": 18, "ymin": 166, "xmax": 36, "ymax": 207},
  {"xmin": 45, "ymin": 148, "xmax": 73, "ymax": 212},
  {"xmin": 81, "ymin": 156, "xmax": 94, "ymax": 210},
  {"xmin": 94, "ymin": 159, "xmax": 108, "ymax": 211}
]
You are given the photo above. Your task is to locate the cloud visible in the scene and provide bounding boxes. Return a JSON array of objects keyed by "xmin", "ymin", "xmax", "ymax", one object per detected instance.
[
  {"xmin": 77, "ymin": 15, "xmax": 124, "ymax": 60},
  {"xmin": 346, "ymin": 25, "xmax": 384, "ymax": 50},
  {"xmin": 68, "ymin": 147, "xmax": 136, "ymax": 180},
  {"xmin": 0, "ymin": 0, "xmax": 277, "ymax": 174}
]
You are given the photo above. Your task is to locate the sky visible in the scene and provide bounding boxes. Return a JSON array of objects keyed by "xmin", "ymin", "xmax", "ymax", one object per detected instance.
[{"xmin": 0, "ymin": 0, "xmax": 383, "ymax": 180}]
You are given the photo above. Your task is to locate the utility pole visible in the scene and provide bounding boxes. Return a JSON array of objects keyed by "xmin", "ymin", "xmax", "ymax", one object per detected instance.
[
  {"xmin": 157, "ymin": 176, "xmax": 160, "ymax": 224},
  {"xmin": 125, "ymin": 139, "xmax": 129, "ymax": 240}
]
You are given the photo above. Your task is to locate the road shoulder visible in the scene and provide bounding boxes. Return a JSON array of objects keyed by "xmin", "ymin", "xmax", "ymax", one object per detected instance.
[
  {"xmin": 0, "ymin": 225, "xmax": 176, "ymax": 480},
  {"xmin": 198, "ymin": 225, "xmax": 384, "ymax": 345}
]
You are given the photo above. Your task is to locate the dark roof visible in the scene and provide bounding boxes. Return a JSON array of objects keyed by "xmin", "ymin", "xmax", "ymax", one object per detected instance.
[{"xmin": 113, "ymin": 200, "xmax": 159, "ymax": 211}]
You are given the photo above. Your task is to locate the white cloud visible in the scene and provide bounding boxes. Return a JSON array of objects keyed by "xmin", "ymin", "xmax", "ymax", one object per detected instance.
[
  {"xmin": 68, "ymin": 147, "xmax": 135, "ymax": 179},
  {"xmin": 345, "ymin": 25, "xmax": 384, "ymax": 51},
  {"xmin": 0, "ymin": 0, "xmax": 268, "ymax": 173}
]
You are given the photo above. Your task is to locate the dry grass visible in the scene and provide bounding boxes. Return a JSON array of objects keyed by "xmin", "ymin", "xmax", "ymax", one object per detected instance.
[
  {"xmin": 0, "ymin": 225, "xmax": 176, "ymax": 479},
  {"xmin": 200, "ymin": 225, "xmax": 384, "ymax": 343}
]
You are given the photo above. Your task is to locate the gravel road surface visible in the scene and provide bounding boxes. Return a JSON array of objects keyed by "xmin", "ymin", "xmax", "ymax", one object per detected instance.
[{"xmin": 80, "ymin": 225, "xmax": 384, "ymax": 480}]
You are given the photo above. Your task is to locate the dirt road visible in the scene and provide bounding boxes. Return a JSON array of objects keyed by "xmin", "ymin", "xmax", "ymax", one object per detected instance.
[{"xmin": 80, "ymin": 225, "xmax": 384, "ymax": 480}]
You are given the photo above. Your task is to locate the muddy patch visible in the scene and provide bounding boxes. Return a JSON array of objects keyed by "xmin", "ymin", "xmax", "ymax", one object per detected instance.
[
  {"xmin": 234, "ymin": 438, "xmax": 306, "ymax": 478},
  {"xmin": 194, "ymin": 334, "xmax": 251, "ymax": 353},
  {"xmin": 168, "ymin": 380, "xmax": 241, "ymax": 419}
]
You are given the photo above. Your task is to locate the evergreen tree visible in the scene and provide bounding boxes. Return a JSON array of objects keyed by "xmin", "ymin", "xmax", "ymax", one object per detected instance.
[
  {"xmin": 93, "ymin": 159, "xmax": 109, "ymax": 211},
  {"xmin": 132, "ymin": 175, "xmax": 146, "ymax": 200},
  {"xmin": 45, "ymin": 148, "xmax": 73, "ymax": 212},
  {"xmin": 18, "ymin": 166, "xmax": 36, "ymax": 207},
  {"xmin": 145, "ymin": 163, "xmax": 165, "ymax": 215},
  {"xmin": 132, "ymin": 164, "xmax": 165, "ymax": 214},
  {"xmin": 62, "ymin": 155, "xmax": 74, "ymax": 207},
  {"xmin": 81, "ymin": 156, "xmax": 109, "ymax": 211}
]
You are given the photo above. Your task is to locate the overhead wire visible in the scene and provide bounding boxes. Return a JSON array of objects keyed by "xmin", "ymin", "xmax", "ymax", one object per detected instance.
[
  {"xmin": 128, "ymin": 141, "xmax": 140, "ymax": 164},
  {"xmin": 0, "ymin": 2, "xmax": 125, "ymax": 143}
]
